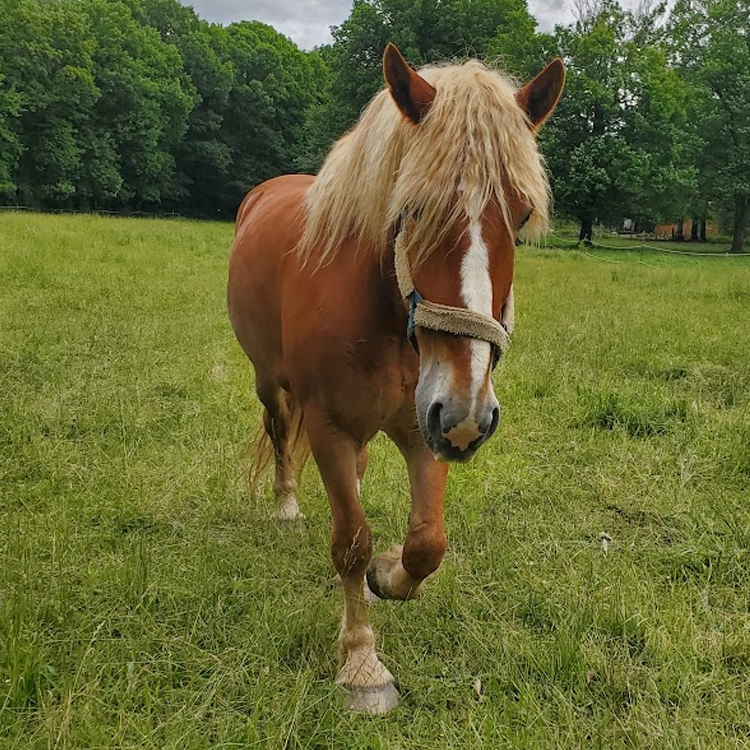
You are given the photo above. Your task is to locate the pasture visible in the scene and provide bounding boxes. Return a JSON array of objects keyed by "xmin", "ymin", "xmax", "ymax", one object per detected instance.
[{"xmin": 1, "ymin": 211, "xmax": 749, "ymax": 748}]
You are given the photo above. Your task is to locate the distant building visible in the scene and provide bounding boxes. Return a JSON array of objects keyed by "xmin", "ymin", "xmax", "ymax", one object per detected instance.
[{"xmin": 653, "ymin": 219, "xmax": 719, "ymax": 240}]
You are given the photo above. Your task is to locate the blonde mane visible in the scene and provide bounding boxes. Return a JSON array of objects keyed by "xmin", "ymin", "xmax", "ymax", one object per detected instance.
[{"xmin": 299, "ymin": 60, "xmax": 551, "ymax": 266}]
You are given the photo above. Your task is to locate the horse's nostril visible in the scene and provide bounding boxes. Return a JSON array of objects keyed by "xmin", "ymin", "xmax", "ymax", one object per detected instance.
[
  {"xmin": 477, "ymin": 406, "xmax": 500, "ymax": 437},
  {"xmin": 477, "ymin": 412, "xmax": 493, "ymax": 435},
  {"xmin": 427, "ymin": 401, "xmax": 443, "ymax": 436},
  {"xmin": 487, "ymin": 406, "xmax": 500, "ymax": 437}
]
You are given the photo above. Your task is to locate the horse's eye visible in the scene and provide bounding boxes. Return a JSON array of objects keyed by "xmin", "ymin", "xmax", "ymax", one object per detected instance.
[{"xmin": 518, "ymin": 210, "xmax": 533, "ymax": 229}]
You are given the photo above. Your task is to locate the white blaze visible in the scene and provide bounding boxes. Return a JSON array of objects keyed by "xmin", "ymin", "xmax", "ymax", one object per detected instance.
[{"xmin": 460, "ymin": 223, "xmax": 493, "ymax": 401}]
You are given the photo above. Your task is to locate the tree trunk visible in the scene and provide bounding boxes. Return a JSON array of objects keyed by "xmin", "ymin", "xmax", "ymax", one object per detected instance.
[
  {"xmin": 699, "ymin": 218, "xmax": 707, "ymax": 242},
  {"xmin": 731, "ymin": 195, "xmax": 749, "ymax": 254},
  {"xmin": 579, "ymin": 217, "xmax": 593, "ymax": 245},
  {"xmin": 690, "ymin": 219, "xmax": 699, "ymax": 241},
  {"xmin": 674, "ymin": 219, "xmax": 685, "ymax": 241}
]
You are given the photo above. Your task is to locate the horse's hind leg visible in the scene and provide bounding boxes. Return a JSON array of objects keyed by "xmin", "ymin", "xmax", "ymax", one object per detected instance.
[
  {"xmin": 257, "ymin": 379, "xmax": 304, "ymax": 521},
  {"xmin": 305, "ymin": 409, "xmax": 398, "ymax": 714}
]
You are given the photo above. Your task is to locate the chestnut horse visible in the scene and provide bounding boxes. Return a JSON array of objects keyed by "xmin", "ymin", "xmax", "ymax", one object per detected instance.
[{"xmin": 228, "ymin": 44, "xmax": 564, "ymax": 713}]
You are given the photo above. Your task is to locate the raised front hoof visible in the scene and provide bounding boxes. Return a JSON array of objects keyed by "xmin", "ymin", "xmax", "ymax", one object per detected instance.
[
  {"xmin": 340, "ymin": 682, "xmax": 399, "ymax": 715},
  {"xmin": 366, "ymin": 545, "xmax": 423, "ymax": 601},
  {"xmin": 365, "ymin": 565, "xmax": 389, "ymax": 601}
]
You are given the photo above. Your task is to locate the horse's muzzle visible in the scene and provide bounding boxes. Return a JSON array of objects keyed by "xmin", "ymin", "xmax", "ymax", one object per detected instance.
[{"xmin": 422, "ymin": 400, "xmax": 500, "ymax": 462}]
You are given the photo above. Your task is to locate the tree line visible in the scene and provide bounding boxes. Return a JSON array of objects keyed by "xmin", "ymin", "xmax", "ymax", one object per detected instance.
[
  {"xmin": 0, "ymin": 0, "xmax": 326, "ymax": 218},
  {"xmin": 0, "ymin": 0, "xmax": 747, "ymax": 251}
]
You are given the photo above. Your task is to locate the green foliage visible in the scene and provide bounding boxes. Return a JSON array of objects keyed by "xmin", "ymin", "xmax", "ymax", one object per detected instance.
[
  {"xmin": 543, "ymin": 1, "xmax": 695, "ymax": 237},
  {"xmin": 669, "ymin": 0, "xmax": 750, "ymax": 252},
  {"xmin": 621, "ymin": 43, "xmax": 696, "ymax": 224},
  {"xmin": 0, "ymin": 0, "xmax": 325, "ymax": 215},
  {"xmin": 220, "ymin": 22, "xmax": 327, "ymax": 211},
  {"xmin": 323, "ymin": 0, "xmax": 541, "ymax": 137},
  {"xmin": 0, "ymin": 0, "xmax": 747, "ymax": 230},
  {"xmin": 0, "ymin": 0, "xmax": 99, "ymax": 205},
  {"xmin": 83, "ymin": 0, "xmax": 194, "ymax": 208},
  {"xmin": 125, "ymin": 0, "xmax": 233, "ymax": 213},
  {"xmin": 0, "ymin": 66, "xmax": 22, "ymax": 199}
]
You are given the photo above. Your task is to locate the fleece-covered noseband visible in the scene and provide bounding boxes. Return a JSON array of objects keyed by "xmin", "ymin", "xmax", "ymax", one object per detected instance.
[{"xmin": 393, "ymin": 221, "xmax": 513, "ymax": 368}]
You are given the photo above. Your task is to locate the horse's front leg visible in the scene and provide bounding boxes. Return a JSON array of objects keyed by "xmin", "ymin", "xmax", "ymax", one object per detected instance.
[
  {"xmin": 367, "ymin": 432, "xmax": 449, "ymax": 600},
  {"xmin": 305, "ymin": 410, "xmax": 398, "ymax": 714}
]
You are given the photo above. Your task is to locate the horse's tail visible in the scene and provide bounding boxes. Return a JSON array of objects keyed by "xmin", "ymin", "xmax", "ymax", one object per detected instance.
[{"xmin": 249, "ymin": 393, "xmax": 310, "ymax": 494}]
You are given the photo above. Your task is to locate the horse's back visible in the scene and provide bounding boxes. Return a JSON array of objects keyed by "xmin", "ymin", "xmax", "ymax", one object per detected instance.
[
  {"xmin": 233, "ymin": 174, "xmax": 313, "ymax": 239},
  {"xmin": 228, "ymin": 174, "xmax": 313, "ymax": 383}
]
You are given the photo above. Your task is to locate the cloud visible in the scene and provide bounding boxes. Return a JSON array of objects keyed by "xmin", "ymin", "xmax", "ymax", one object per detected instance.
[
  {"xmin": 529, "ymin": 0, "xmax": 575, "ymax": 31},
  {"xmin": 179, "ymin": 0, "xmax": 645, "ymax": 50},
  {"xmin": 182, "ymin": 0, "xmax": 351, "ymax": 48}
]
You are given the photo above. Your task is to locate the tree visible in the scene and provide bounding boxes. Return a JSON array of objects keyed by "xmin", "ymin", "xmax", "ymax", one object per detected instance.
[
  {"xmin": 619, "ymin": 9, "xmax": 696, "ymax": 230},
  {"xmin": 670, "ymin": 0, "xmax": 750, "ymax": 253},
  {"xmin": 129, "ymin": 0, "xmax": 234, "ymax": 216},
  {"xmin": 0, "ymin": 66, "xmax": 22, "ymax": 200},
  {"xmin": 323, "ymin": 0, "xmax": 541, "ymax": 142},
  {"xmin": 82, "ymin": 0, "xmax": 195, "ymax": 209},
  {"xmin": 0, "ymin": 0, "xmax": 99, "ymax": 206},
  {"xmin": 325, "ymin": 1, "xmax": 392, "ymax": 134},
  {"xmin": 542, "ymin": 1, "xmax": 633, "ymax": 241},
  {"xmin": 219, "ymin": 21, "xmax": 327, "ymax": 213},
  {"xmin": 543, "ymin": 0, "xmax": 693, "ymax": 241}
]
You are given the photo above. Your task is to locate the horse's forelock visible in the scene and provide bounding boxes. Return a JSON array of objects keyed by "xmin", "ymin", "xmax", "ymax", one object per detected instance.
[{"xmin": 299, "ymin": 60, "xmax": 550, "ymax": 267}]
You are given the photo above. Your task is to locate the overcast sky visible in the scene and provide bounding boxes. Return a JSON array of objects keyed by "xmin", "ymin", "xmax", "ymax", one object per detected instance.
[{"xmin": 178, "ymin": 0, "xmax": 640, "ymax": 51}]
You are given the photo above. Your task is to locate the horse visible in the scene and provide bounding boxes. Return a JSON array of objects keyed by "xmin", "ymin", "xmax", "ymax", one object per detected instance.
[{"xmin": 227, "ymin": 43, "xmax": 564, "ymax": 714}]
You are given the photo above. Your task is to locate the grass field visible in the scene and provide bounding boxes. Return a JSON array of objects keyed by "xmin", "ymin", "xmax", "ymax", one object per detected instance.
[
  {"xmin": 1, "ymin": 212, "xmax": 750, "ymax": 748},
  {"xmin": 541, "ymin": 236, "xmax": 750, "ymax": 255},
  {"xmin": 539, "ymin": 220, "xmax": 750, "ymax": 255}
]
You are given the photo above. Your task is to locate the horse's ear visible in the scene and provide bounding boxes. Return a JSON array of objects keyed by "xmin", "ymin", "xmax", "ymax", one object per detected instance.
[
  {"xmin": 516, "ymin": 58, "xmax": 565, "ymax": 130},
  {"xmin": 383, "ymin": 43, "xmax": 436, "ymax": 125}
]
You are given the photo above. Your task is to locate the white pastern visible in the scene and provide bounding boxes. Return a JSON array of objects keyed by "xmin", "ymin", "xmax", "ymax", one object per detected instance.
[
  {"xmin": 461, "ymin": 223, "xmax": 493, "ymax": 402},
  {"xmin": 271, "ymin": 493, "xmax": 304, "ymax": 521}
]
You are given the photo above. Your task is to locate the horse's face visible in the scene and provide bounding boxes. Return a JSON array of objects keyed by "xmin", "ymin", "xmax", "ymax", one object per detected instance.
[
  {"xmin": 410, "ymin": 199, "xmax": 526, "ymax": 461},
  {"xmin": 383, "ymin": 44, "xmax": 564, "ymax": 462}
]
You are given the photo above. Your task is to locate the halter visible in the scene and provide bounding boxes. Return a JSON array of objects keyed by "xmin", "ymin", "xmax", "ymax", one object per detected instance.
[{"xmin": 393, "ymin": 216, "xmax": 513, "ymax": 369}]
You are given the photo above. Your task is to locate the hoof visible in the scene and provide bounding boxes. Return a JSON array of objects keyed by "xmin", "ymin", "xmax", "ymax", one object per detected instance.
[
  {"xmin": 366, "ymin": 545, "xmax": 423, "ymax": 601},
  {"xmin": 366, "ymin": 545, "xmax": 402, "ymax": 600},
  {"xmin": 336, "ymin": 649, "xmax": 397, "ymax": 715},
  {"xmin": 363, "ymin": 576, "xmax": 381, "ymax": 603},
  {"xmin": 365, "ymin": 566, "xmax": 387, "ymax": 600},
  {"xmin": 270, "ymin": 495, "xmax": 305, "ymax": 522},
  {"xmin": 341, "ymin": 682, "xmax": 399, "ymax": 715}
]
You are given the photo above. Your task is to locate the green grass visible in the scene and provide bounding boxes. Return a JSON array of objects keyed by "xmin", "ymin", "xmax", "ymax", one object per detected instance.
[
  {"xmin": 540, "ymin": 232, "xmax": 749, "ymax": 255},
  {"xmin": 1, "ymin": 212, "xmax": 750, "ymax": 748},
  {"xmin": 541, "ymin": 217, "xmax": 749, "ymax": 254}
]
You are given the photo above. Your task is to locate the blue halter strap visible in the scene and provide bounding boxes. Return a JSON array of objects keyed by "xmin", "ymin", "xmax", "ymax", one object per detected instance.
[{"xmin": 406, "ymin": 288, "xmax": 424, "ymax": 344}]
